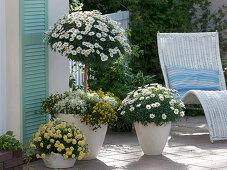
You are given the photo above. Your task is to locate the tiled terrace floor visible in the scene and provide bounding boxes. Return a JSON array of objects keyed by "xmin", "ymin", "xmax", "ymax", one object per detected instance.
[{"xmin": 24, "ymin": 116, "xmax": 227, "ymax": 170}]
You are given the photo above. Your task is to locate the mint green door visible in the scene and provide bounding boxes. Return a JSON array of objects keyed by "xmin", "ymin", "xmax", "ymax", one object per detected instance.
[{"xmin": 20, "ymin": 0, "xmax": 49, "ymax": 144}]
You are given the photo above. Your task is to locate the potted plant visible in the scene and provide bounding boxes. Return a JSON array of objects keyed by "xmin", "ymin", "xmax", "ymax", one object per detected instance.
[
  {"xmin": 43, "ymin": 10, "xmax": 131, "ymax": 93},
  {"xmin": 119, "ymin": 83, "xmax": 185, "ymax": 155},
  {"xmin": 30, "ymin": 118, "xmax": 89, "ymax": 168},
  {"xmin": 0, "ymin": 131, "xmax": 24, "ymax": 169},
  {"xmin": 53, "ymin": 89, "xmax": 119, "ymax": 160}
]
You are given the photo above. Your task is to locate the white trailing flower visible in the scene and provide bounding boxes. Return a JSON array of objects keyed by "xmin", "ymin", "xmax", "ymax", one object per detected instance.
[{"xmin": 162, "ymin": 114, "xmax": 167, "ymax": 120}]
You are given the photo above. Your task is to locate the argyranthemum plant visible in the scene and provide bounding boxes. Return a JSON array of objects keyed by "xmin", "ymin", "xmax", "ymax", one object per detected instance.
[
  {"xmin": 54, "ymin": 89, "xmax": 119, "ymax": 130},
  {"xmin": 30, "ymin": 118, "xmax": 89, "ymax": 162},
  {"xmin": 118, "ymin": 84, "xmax": 185, "ymax": 126},
  {"xmin": 43, "ymin": 10, "xmax": 131, "ymax": 65}
]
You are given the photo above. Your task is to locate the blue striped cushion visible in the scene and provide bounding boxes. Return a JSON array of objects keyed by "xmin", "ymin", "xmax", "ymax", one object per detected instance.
[{"xmin": 166, "ymin": 66, "xmax": 221, "ymax": 98}]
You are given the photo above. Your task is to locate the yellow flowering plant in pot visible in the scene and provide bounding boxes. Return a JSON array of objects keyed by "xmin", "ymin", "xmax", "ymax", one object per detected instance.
[
  {"xmin": 30, "ymin": 118, "xmax": 89, "ymax": 169},
  {"xmin": 54, "ymin": 89, "xmax": 120, "ymax": 160}
]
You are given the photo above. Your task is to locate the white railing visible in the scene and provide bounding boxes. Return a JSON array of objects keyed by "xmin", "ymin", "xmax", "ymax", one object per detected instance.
[{"xmin": 70, "ymin": 11, "xmax": 130, "ymax": 88}]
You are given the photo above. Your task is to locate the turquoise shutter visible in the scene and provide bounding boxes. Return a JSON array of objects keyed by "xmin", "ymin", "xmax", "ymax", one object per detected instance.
[{"xmin": 20, "ymin": 0, "xmax": 49, "ymax": 144}]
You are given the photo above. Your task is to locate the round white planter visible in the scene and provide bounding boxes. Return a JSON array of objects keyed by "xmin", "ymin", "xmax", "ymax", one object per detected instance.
[
  {"xmin": 134, "ymin": 122, "xmax": 171, "ymax": 155},
  {"xmin": 58, "ymin": 114, "xmax": 108, "ymax": 160},
  {"xmin": 43, "ymin": 153, "xmax": 76, "ymax": 168}
]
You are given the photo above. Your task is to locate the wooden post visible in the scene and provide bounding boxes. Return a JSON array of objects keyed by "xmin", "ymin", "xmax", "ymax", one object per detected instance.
[{"xmin": 84, "ymin": 63, "xmax": 88, "ymax": 93}]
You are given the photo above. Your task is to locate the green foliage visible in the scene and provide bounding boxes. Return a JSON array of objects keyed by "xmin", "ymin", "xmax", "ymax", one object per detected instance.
[
  {"xmin": 122, "ymin": 0, "xmax": 227, "ymax": 82},
  {"xmin": 0, "ymin": 131, "xmax": 23, "ymax": 151},
  {"xmin": 119, "ymin": 84, "xmax": 185, "ymax": 126},
  {"xmin": 39, "ymin": 93, "xmax": 64, "ymax": 120},
  {"xmin": 69, "ymin": 0, "xmax": 124, "ymax": 14}
]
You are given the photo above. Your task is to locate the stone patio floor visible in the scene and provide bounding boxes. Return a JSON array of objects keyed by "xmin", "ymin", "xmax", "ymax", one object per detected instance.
[{"xmin": 24, "ymin": 116, "xmax": 227, "ymax": 170}]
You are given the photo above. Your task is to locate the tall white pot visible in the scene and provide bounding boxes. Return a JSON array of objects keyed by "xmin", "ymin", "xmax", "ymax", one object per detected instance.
[
  {"xmin": 58, "ymin": 114, "xmax": 107, "ymax": 160},
  {"xmin": 134, "ymin": 122, "xmax": 171, "ymax": 155}
]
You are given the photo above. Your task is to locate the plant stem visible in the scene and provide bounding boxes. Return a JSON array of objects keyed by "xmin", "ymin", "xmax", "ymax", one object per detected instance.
[{"xmin": 84, "ymin": 63, "xmax": 88, "ymax": 93}]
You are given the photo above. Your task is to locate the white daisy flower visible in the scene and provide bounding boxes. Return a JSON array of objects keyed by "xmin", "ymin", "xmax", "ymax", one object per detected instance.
[
  {"xmin": 180, "ymin": 111, "xmax": 185, "ymax": 117},
  {"xmin": 151, "ymin": 103, "xmax": 156, "ymax": 107},
  {"xmin": 101, "ymin": 55, "xmax": 108, "ymax": 61},
  {"xmin": 159, "ymin": 96, "xmax": 164, "ymax": 101},
  {"xmin": 164, "ymin": 95, "xmax": 170, "ymax": 98},
  {"xmin": 180, "ymin": 102, "xmax": 185, "ymax": 107},
  {"xmin": 150, "ymin": 94, "xmax": 155, "ymax": 97},
  {"xmin": 71, "ymin": 50, "xmax": 77, "ymax": 55},
  {"xmin": 162, "ymin": 114, "xmax": 167, "ymax": 120},
  {"xmin": 174, "ymin": 109, "xmax": 179, "ymax": 114},
  {"xmin": 100, "ymin": 38, "xmax": 106, "ymax": 41},
  {"xmin": 146, "ymin": 105, "xmax": 151, "ymax": 110},
  {"xmin": 70, "ymin": 38, "xmax": 74, "ymax": 41},
  {"xmin": 96, "ymin": 50, "xmax": 100, "ymax": 54},
  {"xmin": 129, "ymin": 107, "xmax": 135, "ymax": 112},
  {"xmin": 88, "ymin": 32, "xmax": 95, "ymax": 36},
  {"xmin": 170, "ymin": 107, "xmax": 174, "ymax": 110},
  {"xmin": 120, "ymin": 111, "xmax": 125, "ymax": 115},
  {"xmin": 77, "ymin": 35, "xmax": 82, "ymax": 40},
  {"xmin": 129, "ymin": 100, "xmax": 134, "ymax": 104},
  {"xmin": 136, "ymin": 104, "xmax": 141, "ymax": 107},
  {"xmin": 96, "ymin": 33, "xmax": 102, "ymax": 38},
  {"xmin": 140, "ymin": 97, "xmax": 144, "ymax": 100},
  {"xmin": 155, "ymin": 102, "xmax": 160, "ymax": 107},
  {"xmin": 63, "ymin": 42, "xmax": 69, "ymax": 47},
  {"xmin": 150, "ymin": 114, "xmax": 155, "ymax": 119}
]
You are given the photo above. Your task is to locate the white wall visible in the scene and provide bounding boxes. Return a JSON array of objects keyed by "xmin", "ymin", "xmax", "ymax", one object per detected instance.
[
  {"xmin": 0, "ymin": 0, "xmax": 6, "ymax": 136},
  {"xmin": 49, "ymin": 0, "xmax": 70, "ymax": 94},
  {"xmin": 5, "ymin": 0, "xmax": 21, "ymax": 139}
]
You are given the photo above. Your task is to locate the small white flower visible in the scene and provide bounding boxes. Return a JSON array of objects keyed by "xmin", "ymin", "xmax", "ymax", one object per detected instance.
[
  {"xmin": 146, "ymin": 96, "xmax": 150, "ymax": 100},
  {"xmin": 150, "ymin": 94, "xmax": 155, "ymax": 97},
  {"xmin": 180, "ymin": 111, "xmax": 185, "ymax": 117},
  {"xmin": 162, "ymin": 114, "xmax": 167, "ymax": 120},
  {"xmin": 88, "ymin": 32, "xmax": 95, "ymax": 36},
  {"xmin": 180, "ymin": 102, "xmax": 185, "ymax": 107},
  {"xmin": 151, "ymin": 103, "xmax": 156, "ymax": 108},
  {"xmin": 170, "ymin": 107, "xmax": 174, "ymax": 110},
  {"xmin": 140, "ymin": 97, "xmax": 144, "ymax": 100},
  {"xmin": 159, "ymin": 96, "xmax": 164, "ymax": 101},
  {"xmin": 150, "ymin": 114, "xmax": 155, "ymax": 119},
  {"xmin": 129, "ymin": 100, "xmax": 134, "ymax": 104},
  {"xmin": 136, "ymin": 104, "xmax": 141, "ymax": 107},
  {"xmin": 169, "ymin": 102, "xmax": 174, "ymax": 106},
  {"xmin": 71, "ymin": 50, "xmax": 77, "ymax": 55},
  {"xmin": 174, "ymin": 109, "xmax": 179, "ymax": 114},
  {"xmin": 146, "ymin": 105, "xmax": 151, "ymax": 110},
  {"xmin": 100, "ymin": 38, "xmax": 106, "ymax": 41},
  {"xmin": 120, "ymin": 111, "xmax": 125, "ymax": 115},
  {"xmin": 101, "ymin": 55, "xmax": 108, "ymax": 61},
  {"xmin": 164, "ymin": 95, "xmax": 169, "ymax": 98},
  {"xmin": 155, "ymin": 102, "xmax": 160, "ymax": 107},
  {"xmin": 129, "ymin": 107, "xmax": 135, "ymax": 112},
  {"xmin": 133, "ymin": 93, "xmax": 138, "ymax": 97},
  {"xmin": 77, "ymin": 35, "xmax": 82, "ymax": 40},
  {"xmin": 96, "ymin": 33, "xmax": 102, "ymax": 38}
]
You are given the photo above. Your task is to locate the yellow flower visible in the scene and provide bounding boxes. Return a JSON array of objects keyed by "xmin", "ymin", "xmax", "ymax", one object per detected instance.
[
  {"xmin": 72, "ymin": 139, "xmax": 77, "ymax": 144},
  {"xmin": 60, "ymin": 144, "xmax": 65, "ymax": 150},
  {"xmin": 50, "ymin": 139, "xmax": 55, "ymax": 143},
  {"xmin": 40, "ymin": 143, "xmax": 44, "ymax": 148},
  {"xmin": 61, "ymin": 122, "xmax": 66, "ymax": 128},
  {"xmin": 70, "ymin": 146, "xmax": 74, "ymax": 151},
  {"xmin": 68, "ymin": 128, "xmax": 72, "ymax": 132},
  {"xmin": 57, "ymin": 118, "xmax": 61, "ymax": 121},
  {"xmin": 52, "ymin": 129, "xmax": 55, "ymax": 133},
  {"xmin": 78, "ymin": 147, "xmax": 82, "ymax": 151},
  {"xmin": 81, "ymin": 141, "xmax": 85, "ymax": 147},
  {"xmin": 56, "ymin": 125, "xmax": 60, "ymax": 129},
  {"xmin": 44, "ymin": 133, "xmax": 49, "ymax": 139},
  {"xmin": 78, "ymin": 156, "xmax": 82, "ymax": 160},
  {"xmin": 51, "ymin": 152, "xmax": 55, "ymax": 157},
  {"xmin": 56, "ymin": 130, "xmax": 61, "ymax": 134},
  {"xmin": 63, "ymin": 154, "xmax": 68, "ymax": 159},
  {"xmin": 56, "ymin": 140, "xmax": 60, "ymax": 144},
  {"xmin": 65, "ymin": 148, "xmax": 70, "ymax": 151},
  {"xmin": 63, "ymin": 135, "xmax": 67, "ymax": 141},
  {"xmin": 76, "ymin": 134, "xmax": 82, "ymax": 139},
  {"xmin": 80, "ymin": 151, "xmax": 83, "ymax": 155},
  {"xmin": 35, "ymin": 132, "xmax": 40, "ymax": 137},
  {"xmin": 47, "ymin": 145, "xmax": 51, "ymax": 149},
  {"xmin": 53, "ymin": 134, "xmax": 58, "ymax": 138},
  {"xmin": 67, "ymin": 133, "xmax": 72, "ymax": 137},
  {"xmin": 54, "ymin": 143, "xmax": 58, "ymax": 148},
  {"xmin": 30, "ymin": 143, "xmax": 36, "ymax": 148},
  {"xmin": 58, "ymin": 134, "xmax": 62, "ymax": 138},
  {"xmin": 78, "ymin": 141, "xmax": 82, "ymax": 146},
  {"xmin": 72, "ymin": 154, "xmax": 75, "ymax": 158},
  {"xmin": 36, "ymin": 154, "xmax": 40, "ymax": 159},
  {"xmin": 57, "ymin": 148, "xmax": 62, "ymax": 152},
  {"xmin": 67, "ymin": 139, "xmax": 71, "ymax": 143},
  {"xmin": 41, "ymin": 153, "xmax": 45, "ymax": 159},
  {"xmin": 86, "ymin": 153, "xmax": 89, "ymax": 157},
  {"xmin": 45, "ymin": 159, "xmax": 49, "ymax": 163}
]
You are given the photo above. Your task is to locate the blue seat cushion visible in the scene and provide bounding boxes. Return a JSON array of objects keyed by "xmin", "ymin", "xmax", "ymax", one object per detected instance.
[{"xmin": 166, "ymin": 66, "xmax": 221, "ymax": 98}]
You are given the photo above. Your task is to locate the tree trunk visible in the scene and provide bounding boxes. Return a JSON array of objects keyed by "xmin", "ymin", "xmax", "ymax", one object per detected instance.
[{"xmin": 84, "ymin": 63, "xmax": 88, "ymax": 93}]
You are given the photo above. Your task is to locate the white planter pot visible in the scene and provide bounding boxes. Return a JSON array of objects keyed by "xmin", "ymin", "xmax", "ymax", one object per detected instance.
[
  {"xmin": 58, "ymin": 114, "xmax": 108, "ymax": 160},
  {"xmin": 134, "ymin": 122, "xmax": 171, "ymax": 155},
  {"xmin": 43, "ymin": 153, "xmax": 76, "ymax": 168}
]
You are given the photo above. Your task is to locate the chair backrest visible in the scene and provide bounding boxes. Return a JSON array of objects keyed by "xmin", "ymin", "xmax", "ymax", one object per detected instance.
[{"xmin": 157, "ymin": 32, "xmax": 226, "ymax": 91}]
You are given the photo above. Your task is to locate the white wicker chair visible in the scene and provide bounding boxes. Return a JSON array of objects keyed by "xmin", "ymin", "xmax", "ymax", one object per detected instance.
[{"xmin": 157, "ymin": 32, "xmax": 227, "ymax": 143}]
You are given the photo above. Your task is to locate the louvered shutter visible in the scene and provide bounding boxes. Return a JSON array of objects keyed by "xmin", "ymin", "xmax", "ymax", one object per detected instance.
[{"xmin": 20, "ymin": 0, "xmax": 48, "ymax": 144}]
